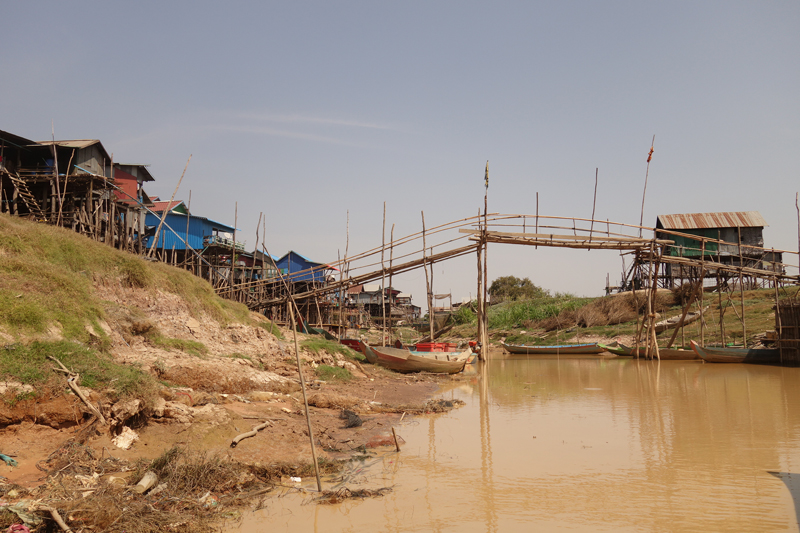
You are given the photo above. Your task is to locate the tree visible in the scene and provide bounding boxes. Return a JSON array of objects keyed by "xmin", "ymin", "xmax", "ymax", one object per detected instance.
[{"xmin": 488, "ymin": 276, "xmax": 548, "ymax": 302}]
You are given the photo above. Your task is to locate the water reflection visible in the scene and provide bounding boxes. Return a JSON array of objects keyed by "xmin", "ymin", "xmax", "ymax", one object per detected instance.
[{"xmin": 238, "ymin": 356, "xmax": 800, "ymax": 532}]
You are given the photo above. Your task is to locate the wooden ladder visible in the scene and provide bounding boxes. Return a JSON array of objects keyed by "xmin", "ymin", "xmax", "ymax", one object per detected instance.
[{"xmin": 7, "ymin": 171, "xmax": 47, "ymax": 221}]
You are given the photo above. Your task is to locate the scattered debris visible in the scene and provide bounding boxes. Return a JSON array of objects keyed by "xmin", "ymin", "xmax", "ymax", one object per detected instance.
[
  {"xmin": 313, "ymin": 487, "xmax": 393, "ymax": 504},
  {"xmin": 340, "ymin": 409, "xmax": 363, "ymax": 428},
  {"xmin": 111, "ymin": 427, "xmax": 139, "ymax": 450},
  {"xmin": 230, "ymin": 421, "xmax": 271, "ymax": 448}
]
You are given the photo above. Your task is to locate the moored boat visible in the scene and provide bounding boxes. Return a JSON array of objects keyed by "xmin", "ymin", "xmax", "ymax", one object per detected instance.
[
  {"xmin": 368, "ymin": 344, "xmax": 468, "ymax": 374},
  {"xmin": 501, "ymin": 342, "xmax": 604, "ymax": 355},
  {"xmin": 618, "ymin": 343, "xmax": 700, "ymax": 360},
  {"xmin": 598, "ymin": 342, "xmax": 632, "ymax": 356},
  {"xmin": 690, "ymin": 341, "xmax": 782, "ymax": 364}
]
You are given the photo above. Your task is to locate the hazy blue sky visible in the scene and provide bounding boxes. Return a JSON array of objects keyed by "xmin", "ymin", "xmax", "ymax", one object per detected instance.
[{"xmin": 3, "ymin": 2, "xmax": 799, "ymax": 302}]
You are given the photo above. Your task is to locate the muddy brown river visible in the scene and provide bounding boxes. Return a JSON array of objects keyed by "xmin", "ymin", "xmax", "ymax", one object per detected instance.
[{"xmin": 238, "ymin": 353, "xmax": 800, "ymax": 531}]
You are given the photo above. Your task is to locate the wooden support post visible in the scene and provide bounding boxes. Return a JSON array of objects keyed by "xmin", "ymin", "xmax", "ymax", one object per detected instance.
[
  {"xmin": 775, "ymin": 277, "xmax": 783, "ymax": 364},
  {"xmin": 738, "ymin": 227, "xmax": 746, "ymax": 345},
  {"xmin": 700, "ymin": 241, "xmax": 706, "ymax": 347}
]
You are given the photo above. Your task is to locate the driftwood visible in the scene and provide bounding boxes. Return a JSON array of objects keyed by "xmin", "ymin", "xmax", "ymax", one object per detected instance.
[
  {"xmin": 230, "ymin": 421, "xmax": 271, "ymax": 448},
  {"xmin": 47, "ymin": 356, "xmax": 106, "ymax": 425}
]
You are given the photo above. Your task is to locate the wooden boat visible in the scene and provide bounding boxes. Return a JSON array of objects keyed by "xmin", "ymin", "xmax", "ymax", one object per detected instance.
[
  {"xmin": 368, "ymin": 344, "xmax": 468, "ymax": 374},
  {"xmin": 654, "ymin": 306, "xmax": 708, "ymax": 334},
  {"xmin": 358, "ymin": 341, "xmax": 378, "ymax": 364},
  {"xmin": 340, "ymin": 338, "xmax": 364, "ymax": 352},
  {"xmin": 501, "ymin": 342, "xmax": 604, "ymax": 355},
  {"xmin": 598, "ymin": 342, "xmax": 632, "ymax": 356},
  {"xmin": 619, "ymin": 343, "xmax": 699, "ymax": 360},
  {"xmin": 690, "ymin": 341, "xmax": 782, "ymax": 364}
]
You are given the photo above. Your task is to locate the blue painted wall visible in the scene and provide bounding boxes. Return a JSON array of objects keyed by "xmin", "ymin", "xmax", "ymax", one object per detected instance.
[
  {"xmin": 144, "ymin": 212, "xmax": 236, "ymax": 251},
  {"xmin": 275, "ymin": 251, "xmax": 325, "ymax": 283}
]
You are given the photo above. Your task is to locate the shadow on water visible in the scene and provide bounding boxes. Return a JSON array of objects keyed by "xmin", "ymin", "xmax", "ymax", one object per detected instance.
[{"xmin": 769, "ymin": 471, "xmax": 800, "ymax": 528}]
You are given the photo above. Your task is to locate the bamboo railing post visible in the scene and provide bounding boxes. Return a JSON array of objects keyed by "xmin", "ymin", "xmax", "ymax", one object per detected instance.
[
  {"xmin": 535, "ymin": 192, "xmax": 539, "ymax": 249},
  {"xmin": 381, "ymin": 202, "xmax": 386, "ymax": 346},
  {"xmin": 483, "ymin": 162, "xmax": 489, "ymax": 352},
  {"xmin": 422, "ymin": 211, "xmax": 433, "ymax": 343},
  {"xmin": 589, "ymin": 168, "xmax": 598, "ymax": 247},
  {"xmin": 476, "ymin": 211, "xmax": 484, "ymax": 358},
  {"xmin": 389, "ymin": 223, "xmax": 395, "ymax": 342},
  {"xmin": 639, "ymin": 136, "xmax": 655, "ymax": 238}
]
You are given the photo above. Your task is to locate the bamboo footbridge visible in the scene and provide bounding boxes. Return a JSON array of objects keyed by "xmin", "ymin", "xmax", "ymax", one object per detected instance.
[{"xmin": 215, "ymin": 211, "xmax": 800, "ymax": 361}]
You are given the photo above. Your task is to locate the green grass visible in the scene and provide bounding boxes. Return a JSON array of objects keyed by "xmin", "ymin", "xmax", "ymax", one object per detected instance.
[
  {"xmin": 0, "ymin": 213, "xmax": 256, "ymax": 344},
  {"xmin": 315, "ymin": 364, "xmax": 353, "ymax": 381},
  {"xmin": 488, "ymin": 295, "xmax": 591, "ymax": 329},
  {"xmin": 224, "ymin": 352, "xmax": 252, "ymax": 361},
  {"xmin": 0, "ymin": 340, "xmax": 158, "ymax": 401},
  {"xmin": 257, "ymin": 320, "xmax": 284, "ymax": 339},
  {"xmin": 145, "ymin": 331, "xmax": 208, "ymax": 357},
  {"xmin": 301, "ymin": 338, "xmax": 361, "ymax": 360}
]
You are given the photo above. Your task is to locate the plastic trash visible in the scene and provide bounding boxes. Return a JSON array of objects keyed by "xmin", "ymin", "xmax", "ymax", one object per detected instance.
[{"xmin": 0, "ymin": 454, "xmax": 18, "ymax": 467}]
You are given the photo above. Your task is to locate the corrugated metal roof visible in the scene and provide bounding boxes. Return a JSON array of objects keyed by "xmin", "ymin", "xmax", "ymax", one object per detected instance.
[
  {"xmin": 37, "ymin": 140, "xmax": 99, "ymax": 149},
  {"xmin": 35, "ymin": 139, "xmax": 113, "ymax": 164},
  {"xmin": 151, "ymin": 200, "xmax": 185, "ymax": 212},
  {"xmin": 657, "ymin": 211, "xmax": 767, "ymax": 230}
]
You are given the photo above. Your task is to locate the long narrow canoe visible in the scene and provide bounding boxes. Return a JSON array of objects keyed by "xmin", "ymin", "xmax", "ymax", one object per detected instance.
[
  {"xmin": 501, "ymin": 342, "xmax": 604, "ymax": 355},
  {"xmin": 369, "ymin": 344, "xmax": 467, "ymax": 374},
  {"xmin": 690, "ymin": 341, "xmax": 782, "ymax": 364},
  {"xmin": 618, "ymin": 343, "xmax": 700, "ymax": 360}
]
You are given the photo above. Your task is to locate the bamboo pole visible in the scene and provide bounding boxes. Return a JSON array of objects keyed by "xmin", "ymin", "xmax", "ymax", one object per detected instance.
[
  {"xmin": 738, "ymin": 226, "xmax": 746, "ymax": 345},
  {"xmin": 287, "ymin": 301, "xmax": 322, "ymax": 492},
  {"xmin": 639, "ymin": 135, "xmax": 655, "ymax": 238},
  {"xmin": 775, "ymin": 277, "xmax": 783, "ymax": 364},
  {"xmin": 476, "ymin": 209, "xmax": 484, "ymax": 358},
  {"xmin": 483, "ymin": 162, "xmax": 489, "ymax": 351},
  {"xmin": 700, "ymin": 241, "xmax": 706, "ymax": 347},
  {"xmin": 389, "ymin": 223, "xmax": 395, "ymax": 342},
  {"xmin": 231, "ymin": 202, "xmax": 238, "ymax": 292},
  {"xmin": 57, "ymin": 149, "xmax": 74, "ymax": 227},
  {"xmin": 51, "ymin": 123, "xmax": 61, "ymax": 225},
  {"xmin": 381, "ymin": 202, "xmax": 386, "ymax": 346},
  {"xmin": 589, "ymin": 168, "xmax": 598, "ymax": 246},
  {"xmin": 422, "ymin": 211, "xmax": 433, "ymax": 343},
  {"xmin": 149, "ymin": 155, "xmax": 191, "ymax": 258},
  {"xmin": 186, "ymin": 190, "xmax": 193, "ymax": 263}
]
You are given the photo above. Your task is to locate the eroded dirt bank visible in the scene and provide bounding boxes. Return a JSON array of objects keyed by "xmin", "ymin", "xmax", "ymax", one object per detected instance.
[{"xmin": 0, "ymin": 284, "xmax": 469, "ymax": 531}]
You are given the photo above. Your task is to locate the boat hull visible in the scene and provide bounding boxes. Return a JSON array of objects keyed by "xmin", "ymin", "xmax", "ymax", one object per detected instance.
[
  {"xmin": 619, "ymin": 344, "xmax": 700, "ymax": 360},
  {"xmin": 501, "ymin": 342, "xmax": 604, "ymax": 355},
  {"xmin": 690, "ymin": 341, "xmax": 782, "ymax": 364},
  {"xmin": 370, "ymin": 345, "xmax": 467, "ymax": 374}
]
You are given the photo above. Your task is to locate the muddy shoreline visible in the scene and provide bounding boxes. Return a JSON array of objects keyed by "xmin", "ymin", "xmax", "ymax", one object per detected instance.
[{"xmin": 1, "ymin": 351, "xmax": 471, "ymax": 531}]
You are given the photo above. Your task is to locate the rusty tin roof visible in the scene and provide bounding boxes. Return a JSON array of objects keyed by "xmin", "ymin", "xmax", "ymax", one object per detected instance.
[{"xmin": 657, "ymin": 211, "xmax": 767, "ymax": 230}]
